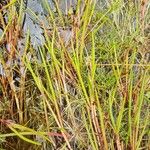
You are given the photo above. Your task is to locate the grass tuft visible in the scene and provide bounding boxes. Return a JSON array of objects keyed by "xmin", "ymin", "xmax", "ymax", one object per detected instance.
[{"xmin": 0, "ymin": 0, "xmax": 149, "ymax": 149}]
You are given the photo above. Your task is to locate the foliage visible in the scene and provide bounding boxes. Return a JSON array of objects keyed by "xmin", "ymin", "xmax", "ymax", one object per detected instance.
[{"xmin": 0, "ymin": 0, "xmax": 149, "ymax": 149}]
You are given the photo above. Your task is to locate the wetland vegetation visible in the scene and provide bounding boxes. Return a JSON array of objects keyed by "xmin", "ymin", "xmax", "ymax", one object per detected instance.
[{"xmin": 0, "ymin": 0, "xmax": 149, "ymax": 149}]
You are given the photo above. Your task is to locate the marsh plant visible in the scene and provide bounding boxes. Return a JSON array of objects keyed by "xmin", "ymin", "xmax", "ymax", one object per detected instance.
[{"xmin": 0, "ymin": 0, "xmax": 149, "ymax": 149}]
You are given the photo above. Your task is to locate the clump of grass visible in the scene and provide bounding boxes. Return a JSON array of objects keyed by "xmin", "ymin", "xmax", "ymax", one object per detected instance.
[{"xmin": 0, "ymin": 0, "xmax": 149, "ymax": 149}]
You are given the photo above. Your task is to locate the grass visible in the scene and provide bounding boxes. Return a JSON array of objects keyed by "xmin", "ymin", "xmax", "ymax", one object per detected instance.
[{"xmin": 0, "ymin": 0, "xmax": 149, "ymax": 149}]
